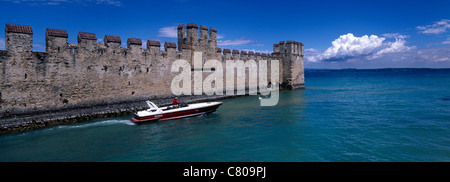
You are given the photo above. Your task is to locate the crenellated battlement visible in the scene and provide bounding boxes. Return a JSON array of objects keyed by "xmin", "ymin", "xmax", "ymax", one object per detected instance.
[
  {"xmin": 104, "ymin": 35, "xmax": 121, "ymax": 48},
  {"xmin": 0, "ymin": 23, "xmax": 304, "ymax": 127},
  {"xmin": 177, "ymin": 23, "xmax": 218, "ymax": 53},
  {"xmin": 2, "ymin": 23, "xmax": 304, "ymax": 66},
  {"xmin": 3, "ymin": 24, "xmax": 199, "ymax": 59},
  {"xmin": 46, "ymin": 28, "xmax": 68, "ymax": 53}
]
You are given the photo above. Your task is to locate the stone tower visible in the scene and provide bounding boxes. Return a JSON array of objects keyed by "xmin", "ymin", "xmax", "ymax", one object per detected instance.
[{"xmin": 272, "ymin": 41, "xmax": 305, "ymax": 89}]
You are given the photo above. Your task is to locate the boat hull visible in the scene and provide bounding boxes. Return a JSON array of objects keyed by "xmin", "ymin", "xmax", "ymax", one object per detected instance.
[{"xmin": 130, "ymin": 102, "xmax": 222, "ymax": 123}]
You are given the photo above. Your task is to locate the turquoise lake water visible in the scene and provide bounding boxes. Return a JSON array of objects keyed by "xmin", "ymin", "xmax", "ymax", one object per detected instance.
[{"xmin": 1, "ymin": 69, "xmax": 449, "ymax": 161}]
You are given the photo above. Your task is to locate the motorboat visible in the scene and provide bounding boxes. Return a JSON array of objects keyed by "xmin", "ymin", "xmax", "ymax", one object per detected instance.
[{"xmin": 130, "ymin": 101, "xmax": 222, "ymax": 123}]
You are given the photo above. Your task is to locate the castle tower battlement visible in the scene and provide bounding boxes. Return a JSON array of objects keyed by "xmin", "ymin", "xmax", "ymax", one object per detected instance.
[
  {"xmin": 177, "ymin": 23, "xmax": 217, "ymax": 53},
  {"xmin": 46, "ymin": 28, "xmax": 68, "ymax": 53},
  {"xmin": 5, "ymin": 24, "xmax": 33, "ymax": 53}
]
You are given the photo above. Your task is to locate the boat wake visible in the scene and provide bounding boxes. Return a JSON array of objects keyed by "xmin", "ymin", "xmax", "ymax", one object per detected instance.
[{"xmin": 46, "ymin": 119, "xmax": 136, "ymax": 131}]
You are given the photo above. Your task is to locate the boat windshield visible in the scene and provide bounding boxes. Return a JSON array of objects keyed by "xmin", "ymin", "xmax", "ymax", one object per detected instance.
[{"xmin": 146, "ymin": 101, "xmax": 158, "ymax": 110}]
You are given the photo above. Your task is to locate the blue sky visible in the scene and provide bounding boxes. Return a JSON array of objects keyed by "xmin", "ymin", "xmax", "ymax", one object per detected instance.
[{"xmin": 0, "ymin": 0, "xmax": 449, "ymax": 68}]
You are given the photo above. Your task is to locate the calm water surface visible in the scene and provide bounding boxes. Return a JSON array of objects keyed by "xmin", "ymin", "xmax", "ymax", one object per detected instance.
[{"xmin": 1, "ymin": 69, "xmax": 449, "ymax": 161}]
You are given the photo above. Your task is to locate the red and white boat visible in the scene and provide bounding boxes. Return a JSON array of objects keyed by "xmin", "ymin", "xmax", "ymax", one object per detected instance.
[{"xmin": 130, "ymin": 101, "xmax": 222, "ymax": 123}]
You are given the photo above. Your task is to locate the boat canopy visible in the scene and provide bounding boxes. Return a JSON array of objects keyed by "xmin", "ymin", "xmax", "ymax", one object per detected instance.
[{"xmin": 146, "ymin": 101, "xmax": 159, "ymax": 110}]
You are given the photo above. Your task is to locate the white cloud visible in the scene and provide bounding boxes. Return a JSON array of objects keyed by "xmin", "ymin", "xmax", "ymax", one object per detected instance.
[
  {"xmin": 251, "ymin": 44, "xmax": 264, "ymax": 47},
  {"xmin": 307, "ymin": 33, "xmax": 415, "ymax": 62},
  {"xmin": 217, "ymin": 37, "xmax": 253, "ymax": 46},
  {"xmin": 304, "ymin": 48, "xmax": 323, "ymax": 62},
  {"xmin": 417, "ymin": 19, "xmax": 450, "ymax": 34},
  {"xmin": 157, "ymin": 26, "xmax": 178, "ymax": 38},
  {"xmin": 442, "ymin": 37, "xmax": 450, "ymax": 45},
  {"xmin": 217, "ymin": 34, "xmax": 225, "ymax": 39},
  {"xmin": 308, "ymin": 33, "xmax": 384, "ymax": 62},
  {"xmin": 382, "ymin": 33, "xmax": 410, "ymax": 39},
  {"xmin": 95, "ymin": 0, "xmax": 121, "ymax": 6},
  {"xmin": 306, "ymin": 46, "xmax": 450, "ymax": 69},
  {"xmin": 415, "ymin": 47, "xmax": 450, "ymax": 62},
  {"xmin": 369, "ymin": 38, "xmax": 415, "ymax": 59},
  {"xmin": 241, "ymin": 48, "xmax": 271, "ymax": 54}
]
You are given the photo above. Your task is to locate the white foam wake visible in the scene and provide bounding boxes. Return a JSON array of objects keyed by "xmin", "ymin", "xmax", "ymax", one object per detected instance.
[{"xmin": 48, "ymin": 119, "xmax": 136, "ymax": 131}]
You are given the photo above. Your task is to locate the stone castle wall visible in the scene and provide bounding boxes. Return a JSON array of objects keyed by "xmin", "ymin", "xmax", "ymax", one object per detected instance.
[{"xmin": 0, "ymin": 23, "xmax": 304, "ymax": 133}]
